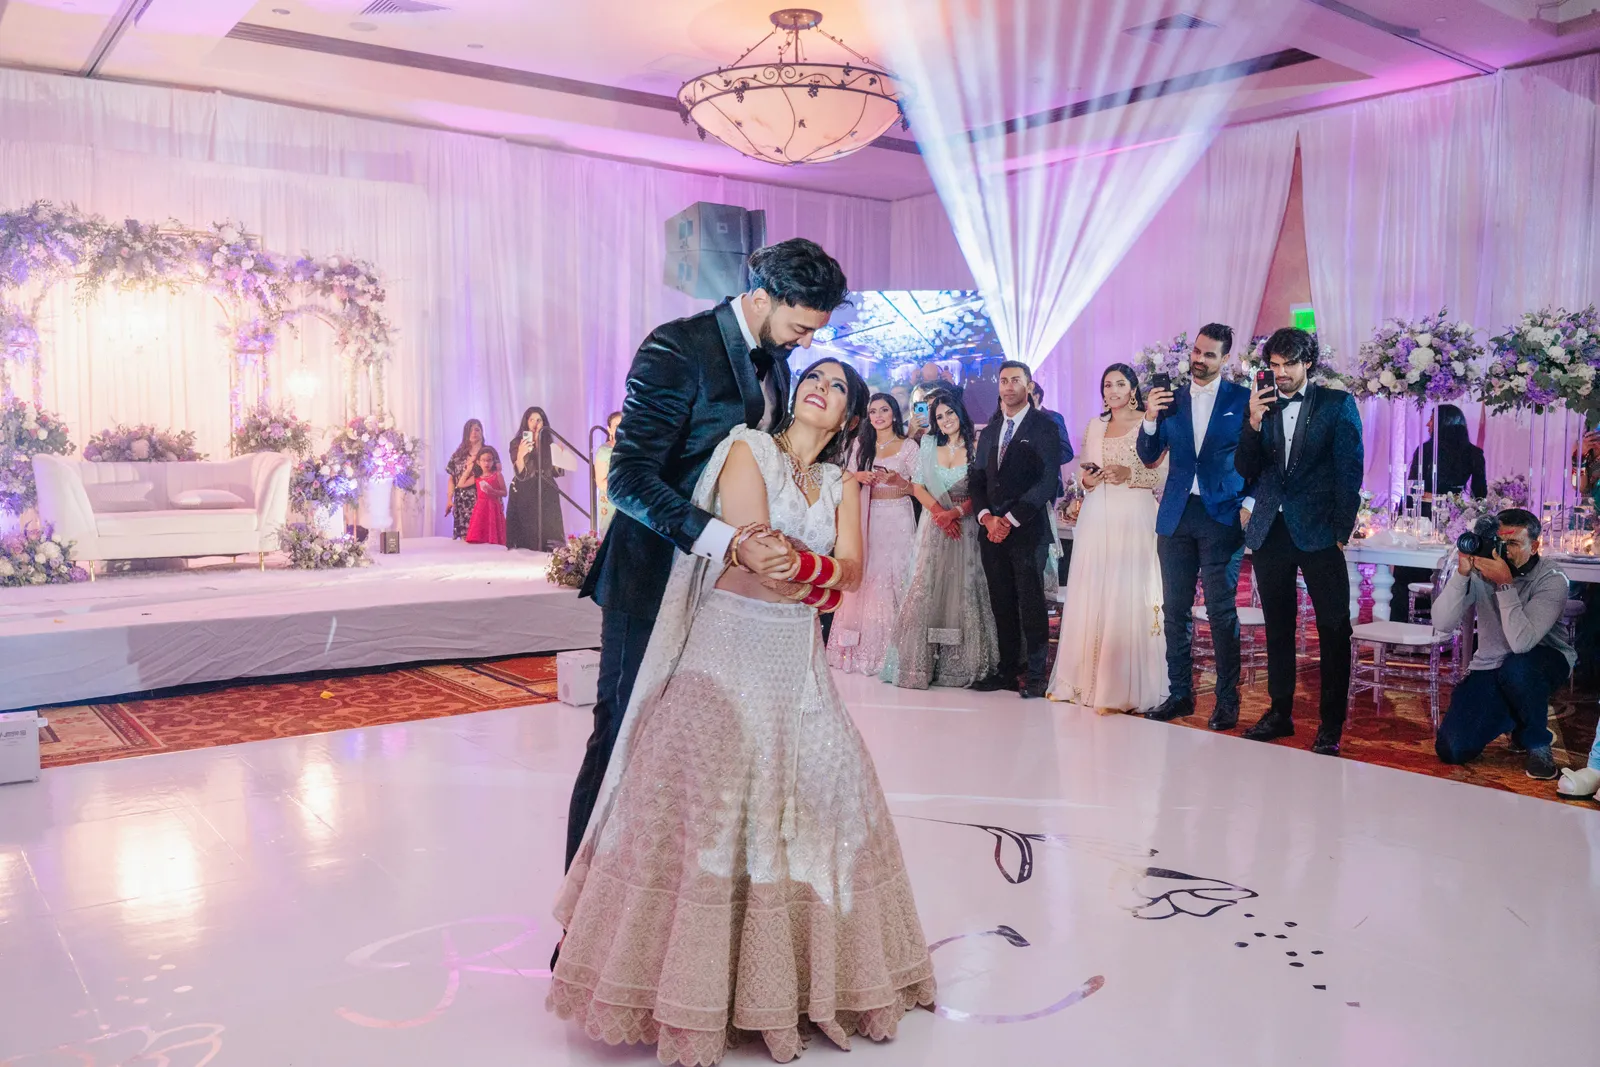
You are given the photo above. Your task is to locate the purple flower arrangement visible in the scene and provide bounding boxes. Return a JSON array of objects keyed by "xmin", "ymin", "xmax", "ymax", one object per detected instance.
[
  {"xmin": 333, "ymin": 415, "xmax": 420, "ymax": 491},
  {"xmin": 1235, "ymin": 333, "xmax": 1347, "ymax": 390},
  {"xmin": 289, "ymin": 456, "xmax": 360, "ymax": 511},
  {"xmin": 0, "ymin": 522, "xmax": 89, "ymax": 586},
  {"xmin": 277, "ymin": 522, "xmax": 368, "ymax": 570},
  {"xmin": 0, "ymin": 202, "xmax": 93, "ymax": 289},
  {"xmin": 1132, "ymin": 333, "xmax": 1192, "ymax": 391},
  {"xmin": 0, "ymin": 397, "xmax": 74, "ymax": 512},
  {"xmin": 1488, "ymin": 473, "xmax": 1530, "ymax": 508},
  {"xmin": 1483, "ymin": 306, "xmax": 1600, "ymax": 417},
  {"xmin": 547, "ymin": 532, "xmax": 600, "ymax": 589},
  {"xmin": 232, "ymin": 401, "xmax": 313, "ymax": 458},
  {"xmin": 1356, "ymin": 309, "xmax": 1485, "ymax": 406},
  {"xmin": 83, "ymin": 424, "xmax": 204, "ymax": 463}
]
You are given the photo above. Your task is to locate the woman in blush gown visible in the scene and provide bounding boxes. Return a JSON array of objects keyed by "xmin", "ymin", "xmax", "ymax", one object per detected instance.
[
  {"xmin": 881, "ymin": 389, "xmax": 1000, "ymax": 689},
  {"xmin": 1048, "ymin": 363, "xmax": 1169, "ymax": 714},
  {"xmin": 549, "ymin": 358, "xmax": 935, "ymax": 1066},
  {"xmin": 828, "ymin": 393, "xmax": 918, "ymax": 675}
]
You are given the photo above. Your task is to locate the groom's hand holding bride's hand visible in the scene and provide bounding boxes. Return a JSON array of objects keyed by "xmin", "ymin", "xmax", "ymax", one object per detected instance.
[{"xmin": 736, "ymin": 531, "xmax": 795, "ymax": 579}]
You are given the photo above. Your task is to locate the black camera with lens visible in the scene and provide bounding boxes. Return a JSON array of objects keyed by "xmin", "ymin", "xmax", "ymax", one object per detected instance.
[{"xmin": 1456, "ymin": 515, "xmax": 1504, "ymax": 560}]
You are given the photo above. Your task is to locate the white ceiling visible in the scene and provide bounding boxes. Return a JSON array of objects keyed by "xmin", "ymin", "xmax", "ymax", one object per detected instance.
[{"xmin": 0, "ymin": 0, "xmax": 1597, "ymax": 200}]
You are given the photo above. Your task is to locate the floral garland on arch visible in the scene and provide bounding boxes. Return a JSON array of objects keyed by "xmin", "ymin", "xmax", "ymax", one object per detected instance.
[
  {"xmin": 83, "ymin": 424, "xmax": 204, "ymax": 463},
  {"xmin": 0, "ymin": 202, "xmax": 395, "ymax": 428},
  {"xmin": 1354, "ymin": 309, "xmax": 1485, "ymax": 406},
  {"xmin": 1481, "ymin": 306, "xmax": 1600, "ymax": 418}
]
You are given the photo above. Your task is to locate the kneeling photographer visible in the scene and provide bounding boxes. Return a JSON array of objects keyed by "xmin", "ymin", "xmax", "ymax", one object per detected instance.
[{"xmin": 1432, "ymin": 508, "xmax": 1575, "ymax": 779}]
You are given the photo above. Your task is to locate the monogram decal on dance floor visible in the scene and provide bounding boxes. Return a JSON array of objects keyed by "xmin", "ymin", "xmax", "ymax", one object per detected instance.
[
  {"xmin": 927, "ymin": 925, "xmax": 1105, "ymax": 1024},
  {"xmin": 0, "ymin": 1023, "xmax": 225, "ymax": 1066}
]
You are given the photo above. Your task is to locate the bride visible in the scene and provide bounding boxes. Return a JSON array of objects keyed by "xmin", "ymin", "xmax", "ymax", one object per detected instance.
[
  {"xmin": 548, "ymin": 358, "xmax": 936, "ymax": 1065},
  {"xmin": 1048, "ymin": 362, "xmax": 1169, "ymax": 713}
]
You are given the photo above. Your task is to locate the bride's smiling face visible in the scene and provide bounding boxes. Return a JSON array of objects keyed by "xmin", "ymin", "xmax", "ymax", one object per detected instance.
[
  {"xmin": 1102, "ymin": 371, "xmax": 1135, "ymax": 411},
  {"xmin": 791, "ymin": 361, "xmax": 851, "ymax": 431}
]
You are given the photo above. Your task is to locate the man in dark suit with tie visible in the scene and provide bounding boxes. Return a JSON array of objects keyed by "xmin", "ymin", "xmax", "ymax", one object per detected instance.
[
  {"xmin": 1235, "ymin": 327, "xmax": 1365, "ymax": 756},
  {"xmin": 971, "ymin": 360, "xmax": 1063, "ymax": 699},
  {"xmin": 1138, "ymin": 324, "xmax": 1253, "ymax": 729},
  {"xmin": 568, "ymin": 239, "xmax": 850, "ymax": 875}
]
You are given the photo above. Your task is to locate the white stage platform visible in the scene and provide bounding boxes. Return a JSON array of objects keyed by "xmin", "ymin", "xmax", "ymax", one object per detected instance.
[
  {"xmin": 0, "ymin": 674, "xmax": 1595, "ymax": 1066},
  {"xmin": 0, "ymin": 538, "xmax": 601, "ymax": 711}
]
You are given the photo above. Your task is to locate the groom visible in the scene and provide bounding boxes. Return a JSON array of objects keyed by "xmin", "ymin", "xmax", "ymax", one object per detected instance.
[
  {"xmin": 569, "ymin": 238, "xmax": 851, "ymax": 874},
  {"xmin": 1138, "ymin": 324, "xmax": 1252, "ymax": 729}
]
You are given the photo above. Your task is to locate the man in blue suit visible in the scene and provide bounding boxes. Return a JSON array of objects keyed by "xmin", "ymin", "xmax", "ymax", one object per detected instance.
[
  {"xmin": 1235, "ymin": 327, "xmax": 1364, "ymax": 756},
  {"xmin": 1137, "ymin": 324, "xmax": 1252, "ymax": 730}
]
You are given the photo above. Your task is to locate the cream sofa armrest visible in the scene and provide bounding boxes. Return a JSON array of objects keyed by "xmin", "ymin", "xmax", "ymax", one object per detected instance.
[
  {"xmin": 31, "ymin": 455, "xmax": 99, "ymax": 557},
  {"xmin": 252, "ymin": 452, "xmax": 292, "ymax": 549}
]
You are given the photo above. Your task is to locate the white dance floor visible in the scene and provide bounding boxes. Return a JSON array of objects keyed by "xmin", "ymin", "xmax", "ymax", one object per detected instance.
[
  {"xmin": 0, "ymin": 538, "xmax": 601, "ymax": 711},
  {"xmin": 1, "ymin": 672, "xmax": 1596, "ymax": 1066}
]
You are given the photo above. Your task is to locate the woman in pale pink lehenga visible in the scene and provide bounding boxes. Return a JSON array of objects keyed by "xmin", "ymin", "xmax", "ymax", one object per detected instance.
[
  {"xmin": 828, "ymin": 393, "xmax": 918, "ymax": 675},
  {"xmin": 548, "ymin": 360, "xmax": 935, "ymax": 1066}
]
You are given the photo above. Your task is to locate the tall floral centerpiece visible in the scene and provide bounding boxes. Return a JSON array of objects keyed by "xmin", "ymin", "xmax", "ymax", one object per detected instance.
[
  {"xmin": 1482, "ymin": 306, "xmax": 1600, "ymax": 418},
  {"xmin": 0, "ymin": 397, "xmax": 73, "ymax": 534},
  {"xmin": 82, "ymin": 424, "xmax": 204, "ymax": 463},
  {"xmin": 328, "ymin": 414, "xmax": 419, "ymax": 532},
  {"xmin": 1355, "ymin": 310, "xmax": 1484, "ymax": 405}
]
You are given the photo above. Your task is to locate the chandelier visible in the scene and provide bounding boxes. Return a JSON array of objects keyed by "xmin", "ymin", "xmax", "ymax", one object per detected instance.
[{"xmin": 678, "ymin": 9, "xmax": 907, "ymax": 166}]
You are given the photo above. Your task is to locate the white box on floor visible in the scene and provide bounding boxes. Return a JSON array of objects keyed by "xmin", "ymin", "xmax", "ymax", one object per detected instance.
[
  {"xmin": 0, "ymin": 710, "xmax": 46, "ymax": 785},
  {"xmin": 557, "ymin": 649, "xmax": 601, "ymax": 706}
]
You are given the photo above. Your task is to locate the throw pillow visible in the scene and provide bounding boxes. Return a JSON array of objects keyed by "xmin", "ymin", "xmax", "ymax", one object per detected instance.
[
  {"xmin": 172, "ymin": 489, "xmax": 247, "ymax": 509},
  {"xmin": 84, "ymin": 481, "xmax": 156, "ymax": 514}
]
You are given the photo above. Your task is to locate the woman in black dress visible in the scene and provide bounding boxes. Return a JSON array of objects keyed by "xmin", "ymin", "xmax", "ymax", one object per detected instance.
[
  {"xmin": 1394, "ymin": 403, "xmax": 1487, "ymax": 622},
  {"xmin": 506, "ymin": 406, "xmax": 567, "ymax": 552},
  {"xmin": 445, "ymin": 418, "xmax": 486, "ymax": 540}
]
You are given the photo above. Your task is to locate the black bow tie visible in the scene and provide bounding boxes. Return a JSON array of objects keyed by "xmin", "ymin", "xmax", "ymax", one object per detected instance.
[
  {"xmin": 750, "ymin": 347, "xmax": 774, "ymax": 381},
  {"xmin": 1280, "ymin": 393, "xmax": 1304, "ymax": 406}
]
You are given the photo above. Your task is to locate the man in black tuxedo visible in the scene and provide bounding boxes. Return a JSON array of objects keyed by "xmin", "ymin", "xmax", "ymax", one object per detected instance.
[
  {"xmin": 568, "ymin": 238, "xmax": 850, "ymax": 873},
  {"xmin": 971, "ymin": 360, "xmax": 1063, "ymax": 699},
  {"xmin": 1235, "ymin": 327, "xmax": 1365, "ymax": 756}
]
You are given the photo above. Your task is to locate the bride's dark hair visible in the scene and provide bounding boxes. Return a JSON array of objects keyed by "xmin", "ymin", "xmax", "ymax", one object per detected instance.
[
  {"xmin": 782, "ymin": 357, "xmax": 869, "ymax": 467},
  {"xmin": 1099, "ymin": 362, "xmax": 1145, "ymax": 418}
]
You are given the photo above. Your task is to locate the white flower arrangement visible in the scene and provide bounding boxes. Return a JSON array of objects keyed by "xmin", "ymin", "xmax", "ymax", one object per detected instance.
[
  {"xmin": 1483, "ymin": 306, "xmax": 1600, "ymax": 416},
  {"xmin": 0, "ymin": 523, "xmax": 88, "ymax": 586},
  {"xmin": 1355, "ymin": 309, "xmax": 1484, "ymax": 406}
]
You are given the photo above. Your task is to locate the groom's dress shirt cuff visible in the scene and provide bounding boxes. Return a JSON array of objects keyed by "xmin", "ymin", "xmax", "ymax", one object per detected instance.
[
  {"xmin": 1242, "ymin": 497, "xmax": 1256, "ymax": 513},
  {"xmin": 977, "ymin": 508, "xmax": 1019, "ymax": 527},
  {"xmin": 691, "ymin": 517, "xmax": 737, "ymax": 563},
  {"xmin": 1141, "ymin": 419, "xmax": 1158, "ymax": 434}
]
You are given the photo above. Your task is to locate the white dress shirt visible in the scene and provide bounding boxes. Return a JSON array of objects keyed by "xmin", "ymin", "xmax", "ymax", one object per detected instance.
[
  {"xmin": 1140, "ymin": 375, "xmax": 1218, "ymax": 496},
  {"xmin": 690, "ymin": 296, "xmax": 773, "ymax": 564},
  {"xmin": 977, "ymin": 407, "xmax": 1028, "ymax": 528}
]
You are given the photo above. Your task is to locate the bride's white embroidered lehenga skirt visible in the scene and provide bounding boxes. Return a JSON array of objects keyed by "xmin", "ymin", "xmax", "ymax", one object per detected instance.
[{"xmin": 548, "ymin": 590, "xmax": 936, "ymax": 1065}]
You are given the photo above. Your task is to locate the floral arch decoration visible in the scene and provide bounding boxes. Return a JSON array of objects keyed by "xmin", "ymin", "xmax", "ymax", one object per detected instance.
[{"xmin": 0, "ymin": 201, "xmax": 394, "ymax": 425}]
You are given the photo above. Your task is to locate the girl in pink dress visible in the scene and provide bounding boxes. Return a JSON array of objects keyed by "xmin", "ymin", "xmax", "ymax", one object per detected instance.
[
  {"xmin": 828, "ymin": 393, "xmax": 919, "ymax": 674},
  {"xmin": 465, "ymin": 447, "xmax": 508, "ymax": 545}
]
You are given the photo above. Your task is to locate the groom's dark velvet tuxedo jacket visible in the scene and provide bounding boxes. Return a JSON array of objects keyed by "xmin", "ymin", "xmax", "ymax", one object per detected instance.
[
  {"xmin": 1234, "ymin": 381, "xmax": 1364, "ymax": 552},
  {"xmin": 580, "ymin": 299, "xmax": 787, "ymax": 620}
]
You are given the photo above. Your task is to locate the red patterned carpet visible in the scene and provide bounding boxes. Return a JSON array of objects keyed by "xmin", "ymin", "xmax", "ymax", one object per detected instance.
[{"xmin": 40, "ymin": 656, "xmax": 559, "ymax": 768}]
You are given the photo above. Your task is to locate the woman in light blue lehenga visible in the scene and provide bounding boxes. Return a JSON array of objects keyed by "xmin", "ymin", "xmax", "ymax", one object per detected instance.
[{"xmin": 882, "ymin": 391, "xmax": 1000, "ymax": 689}]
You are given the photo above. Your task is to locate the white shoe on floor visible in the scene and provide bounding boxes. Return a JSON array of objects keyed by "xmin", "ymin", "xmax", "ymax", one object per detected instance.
[{"xmin": 1556, "ymin": 767, "xmax": 1600, "ymax": 799}]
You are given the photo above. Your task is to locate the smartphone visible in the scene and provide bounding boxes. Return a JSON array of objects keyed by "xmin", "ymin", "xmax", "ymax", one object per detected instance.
[
  {"xmin": 913, "ymin": 401, "xmax": 929, "ymax": 420},
  {"xmin": 1255, "ymin": 369, "xmax": 1274, "ymax": 397},
  {"xmin": 1150, "ymin": 373, "xmax": 1172, "ymax": 393},
  {"xmin": 1080, "ymin": 462, "xmax": 1101, "ymax": 475},
  {"xmin": 872, "ymin": 465, "xmax": 889, "ymax": 473},
  {"xmin": 522, "ymin": 430, "xmax": 534, "ymax": 444}
]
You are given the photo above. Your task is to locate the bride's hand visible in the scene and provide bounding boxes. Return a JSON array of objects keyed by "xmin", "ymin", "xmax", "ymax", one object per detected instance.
[
  {"xmin": 1101, "ymin": 463, "xmax": 1132, "ymax": 485},
  {"xmin": 1080, "ymin": 467, "xmax": 1102, "ymax": 490}
]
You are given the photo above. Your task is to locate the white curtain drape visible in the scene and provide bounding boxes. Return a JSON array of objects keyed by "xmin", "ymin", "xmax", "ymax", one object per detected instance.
[
  {"xmin": 0, "ymin": 69, "xmax": 893, "ymax": 536},
  {"xmin": 866, "ymin": 0, "xmax": 1288, "ymax": 373}
]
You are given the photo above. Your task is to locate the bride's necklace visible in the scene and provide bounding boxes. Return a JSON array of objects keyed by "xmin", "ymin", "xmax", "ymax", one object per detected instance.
[{"xmin": 776, "ymin": 434, "xmax": 823, "ymax": 496}]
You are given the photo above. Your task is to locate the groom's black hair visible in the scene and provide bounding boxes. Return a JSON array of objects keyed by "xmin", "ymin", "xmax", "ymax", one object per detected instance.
[{"xmin": 747, "ymin": 239, "xmax": 851, "ymax": 313}]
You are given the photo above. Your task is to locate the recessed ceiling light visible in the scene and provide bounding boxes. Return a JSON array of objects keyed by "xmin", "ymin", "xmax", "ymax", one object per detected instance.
[
  {"xmin": 1435, "ymin": 16, "xmax": 1447, "ymax": 22},
  {"xmin": 467, "ymin": 43, "xmax": 484, "ymax": 49},
  {"xmin": 350, "ymin": 21, "xmax": 378, "ymax": 32},
  {"xmin": 272, "ymin": 7, "xmax": 291, "ymax": 14}
]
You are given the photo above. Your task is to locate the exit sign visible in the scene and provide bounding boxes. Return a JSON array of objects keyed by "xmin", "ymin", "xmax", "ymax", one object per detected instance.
[{"xmin": 1291, "ymin": 304, "xmax": 1317, "ymax": 331}]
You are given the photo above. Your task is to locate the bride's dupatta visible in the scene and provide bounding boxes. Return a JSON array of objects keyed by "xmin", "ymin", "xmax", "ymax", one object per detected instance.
[{"xmin": 568, "ymin": 426, "xmax": 762, "ymax": 864}]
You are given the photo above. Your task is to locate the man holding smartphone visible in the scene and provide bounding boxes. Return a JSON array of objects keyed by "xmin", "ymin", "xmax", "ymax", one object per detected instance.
[{"xmin": 1137, "ymin": 324, "xmax": 1253, "ymax": 729}]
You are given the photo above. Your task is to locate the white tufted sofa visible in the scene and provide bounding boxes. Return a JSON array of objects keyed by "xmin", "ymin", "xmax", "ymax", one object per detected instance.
[{"xmin": 32, "ymin": 453, "xmax": 292, "ymax": 565}]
